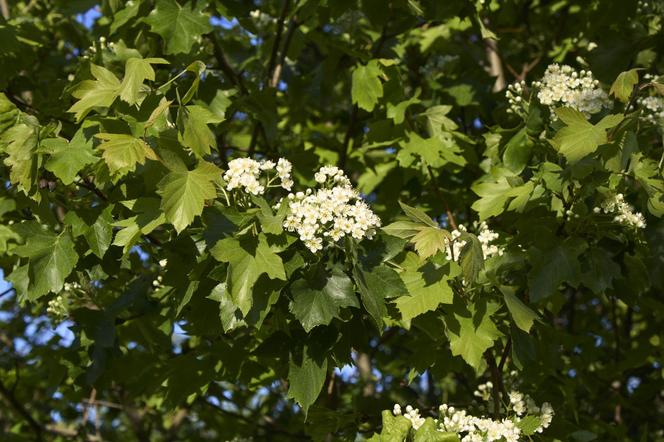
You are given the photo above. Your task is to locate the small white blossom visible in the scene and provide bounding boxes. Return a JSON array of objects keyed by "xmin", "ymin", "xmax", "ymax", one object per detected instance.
[
  {"xmin": 531, "ymin": 64, "xmax": 610, "ymax": 118},
  {"xmin": 446, "ymin": 222, "xmax": 503, "ymax": 262},
  {"xmin": 596, "ymin": 193, "xmax": 646, "ymax": 229},
  {"xmin": 282, "ymin": 167, "xmax": 380, "ymax": 253},
  {"xmin": 637, "ymin": 95, "xmax": 664, "ymax": 125}
]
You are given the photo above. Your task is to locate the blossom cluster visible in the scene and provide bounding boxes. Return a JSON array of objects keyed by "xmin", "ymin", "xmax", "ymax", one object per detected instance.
[
  {"xmin": 223, "ymin": 158, "xmax": 293, "ymax": 195},
  {"xmin": 46, "ymin": 282, "xmax": 82, "ymax": 322},
  {"xmin": 505, "ymin": 81, "xmax": 527, "ymax": 115},
  {"xmin": 531, "ymin": 64, "xmax": 610, "ymax": 117},
  {"xmin": 282, "ymin": 166, "xmax": 381, "ymax": 252},
  {"xmin": 445, "ymin": 222, "xmax": 503, "ymax": 262},
  {"xmin": 392, "ymin": 391, "xmax": 554, "ymax": 441},
  {"xmin": 594, "ymin": 193, "xmax": 646, "ymax": 229},
  {"xmin": 637, "ymin": 95, "xmax": 664, "ymax": 125},
  {"xmin": 392, "ymin": 404, "xmax": 425, "ymax": 430}
]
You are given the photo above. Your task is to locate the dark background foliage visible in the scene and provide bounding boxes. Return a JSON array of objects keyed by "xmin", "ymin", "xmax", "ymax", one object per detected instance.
[{"xmin": 1, "ymin": 0, "xmax": 663, "ymax": 440}]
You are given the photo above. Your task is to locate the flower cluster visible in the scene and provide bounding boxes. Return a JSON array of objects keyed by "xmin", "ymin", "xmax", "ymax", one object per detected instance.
[
  {"xmin": 46, "ymin": 282, "xmax": 82, "ymax": 323},
  {"xmin": 392, "ymin": 392, "xmax": 554, "ymax": 441},
  {"xmin": 223, "ymin": 157, "xmax": 293, "ymax": 195},
  {"xmin": 393, "ymin": 404, "xmax": 426, "ymax": 430},
  {"xmin": 282, "ymin": 166, "xmax": 381, "ymax": 252},
  {"xmin": 594, "ymin": 193, "xmax": 646, "ymax": 229},
  {"xmin": 637, "ymin": 95, "xmax": 664, "ymax": 125},
  {"xmin": 473, "ymin": 381, "xmax": 494, "ymax": 402},
  {"xmin": 505, "ymin": 81, "xmax": 527, "ymax": 115},
  {"xmin": 532, "ymin": 64, "xmax": 610, "ymax": 117},
  {"xmin": 445, "ymin": 222, "xmax": 503, "ymax": 262}
]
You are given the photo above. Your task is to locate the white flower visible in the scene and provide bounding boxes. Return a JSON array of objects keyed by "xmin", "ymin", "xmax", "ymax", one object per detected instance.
[
  {"xmin": 282, "ymin": 166, "xmax": 380, "ymax": 253},
  {"xmin": 637, "ymin": 95, "xmax": 664, "ymax": 124},
  {"xmin": 446, "ymin": 222, "xmax": 503, "ymax": 262},
  {"xmin": 531, "ymin": 64, "xmax": 610, "ymax": 118},
  {"xmin": 596, "ymin": 193, "xmax": 646, "ymax": 229}
]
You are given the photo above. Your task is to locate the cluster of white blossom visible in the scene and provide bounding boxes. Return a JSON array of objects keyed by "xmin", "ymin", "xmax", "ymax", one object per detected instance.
[
  {"xmin": 445, "ymin": 222, "xmax": 503, "ymax": 262},
  {"xmin": 637, "ymin": 95, "xmax": 664, "ymax": 124},
  {"xmin": 531, "ymin": 64, "xmax": 610, "ymax": 117},
  {"xmin": 594, "ymin": 193, "xmax": 646, "ymax": 229},
  {"xmin": 473, "ymin": 381, "xmax": 494, "ymax": 402},
  {"xmin": 505, "ymin": 81, "xmax": 527, "ymax": 115},
  {"xmin": 152, "ymin": 259, "xmax": 168, "ymax": 289},
  {"xmin": 393, "ymin": 404, "xmax": 426, "ymax": 430},
  {"xmin": 46, "ymin": 282, "xmax": 82, "ymax": 322},
  {"xmin": 223, "ymin": 157, "xmax": 293, "ymax": 195},
  {"xmin": 438, "ymin": 404, "xmax": 522, "ymax": 442},
  {"xmin": 392, "ymin": 395, "xmax": 554, "ymax": 442},
  {"xmin": 282, "ymin": 166, "xmax": 381, "ymax": 252}
]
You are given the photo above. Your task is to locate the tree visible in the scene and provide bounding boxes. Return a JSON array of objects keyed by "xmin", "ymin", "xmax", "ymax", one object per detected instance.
[{"xmin": 1, "ymin": 0, "xmax": 663, "ymax": 440}]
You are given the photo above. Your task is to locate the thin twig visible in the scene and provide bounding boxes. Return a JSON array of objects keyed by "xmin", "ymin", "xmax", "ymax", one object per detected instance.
[
  {"xmin": 484, "ymin": 351, "xmax": 503, "ymax": 419},
  {"xmin": 266, "ymin": 0, "xmax": 291, "ymax": 88}
]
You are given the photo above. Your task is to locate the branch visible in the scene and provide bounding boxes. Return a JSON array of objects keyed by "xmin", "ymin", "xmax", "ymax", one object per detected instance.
[
  {"xmin": 0, "ymin": 0, "xmax": 9, "ymax": 19},
  {"xmin": 266, "ymin": 0, "xmax": 292, "ymax": 88},
  {"xmin": 484, "ymin": 38, "xmax": 505, "ymax": 92},
  {"xmin": 0, "ymin": 379, "xmax": 44, "ymax": 441},
  {"xmin": 270, "ymin": 14, "xmax": 300, "ymax": 88},
  {"xmin": 484, "ymin": 350, "xmax": 503, "ymax": 419},
  {"xmin": 209, "ymin": 33, "xmax": 248, "ymax": 95}
]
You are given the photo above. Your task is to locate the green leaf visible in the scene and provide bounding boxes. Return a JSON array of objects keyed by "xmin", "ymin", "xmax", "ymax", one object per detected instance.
[
  {"xmin": 516, "ymin": 415, "xmax": 543, "ymax": 436},
  {"xmin": 84, "ymin": 206, "xmax": 114, "ymax": 259},
  {"xmin": 0, "ymin": 122, "xmax": 39, "ymax": 195},
  {"xmin": 376, "ymin": 410, "xmax": 412, "ymax": 441},
  {"xmin": 458, "ymin": 232, "xmax": 484, "ymax": 283},
  {"xmin": 95, "ymin": 133, "xmax": 158, "ymax": 177},
  {"xmin": 412, "ymin": 226, "xmax": 449, "ymax": 259},
  {"xmin": 503, "ymin": 127, "xmax": 532, "ymax": 174},
  {"xmin": 500, "ymin": 286, "xmax": 538, "ymax": 332},
  {"xmin": 112, "ymin": 198, "xmax": 165, "ymax": 253},
  {"xmin": 255, "ymin": 197, "xmax": 286, "ymax": 235},
  {"xmin": 355, "ymin": 263, "xmax": 406, "ymax": 329},
  {"xmin": 157, "ymin": 161, "xmax": 220, "ymax": 233},
  {"xmin": 208, "ymin": 283, "xmax": 245, "ymax": 332},
  {"xmin": 395, "ymin": 258, "xmax": 457, "ymax": 325},
  {"xmin": 387, "ymin": 93, "xmax": 421, "ymax": 125},
  {"xmin": 414, "ymin": 418, "xmax": 460, "ymax": 441},
  {"xmin": 398, "ymin": 132, "xmax": 465, "ymax": 168},
  {"xmin": 13, "ymin": 224, "xmax": 79, "ymax": 301},
  {"xmin": 144, "ymin": 0, "xmax": 213, "ymax": 55},
  {"xmin": 445, "ymin": 300, "xmax": 502, "ymax": 371},
  {"xmin": 610, "ymin": 69, "xmax": 640, "ymax": 103},
  {"xmin": 471, "ymin": 177, "xmax": 512, "ymax": 221},
  {"xmin": 382, "ymin": 220, "xmax": 425, "ymax": 239},
  {"xmin": 528, "ymin": 238, "xmax": 587, "ymax": 302},
  {"xmin": 119, "ymin": 57, "xmax": 168, "ymax": 105},
  {"xmin": 287, "ymin": 346, "xmax": 327, "ymax": 417},
  {"xmin": 110, "ymin": 0, "xmax": 141, "ymax": 34},
  {"xmin": 580, "ymin": 248, "xmax": 620, "ymax": 293},
  {"xmin": 290, "ymin": 265, "xmax": 358, "ymax": 332},
  {"xmin": 399, "ymin": 201, "xmax": 438, "ymax": 227},
  {"xmin": 210, "ymin": 234, "xmax": 286, "ymax": 315},
  {"xmin": 351, "ymin": 60, "xmax": 383, "ymax": 111},
  {"xmin": 42, "ymin": 131, "xmax": 98, "ymax": 185},
  {"xmin": 552, "ymin": 108, "xmax": 623, "ymax": 163},
  {"xmin": 68, "ymin": 64, "xmax": 121, "ymax": 121},
  {"xmin": 176, "ymin": 105, "xmax": 224, "ymax": 157},
  {"xmin": 423, "ymin": 105, "xmax": 458, "ymax": 136}
]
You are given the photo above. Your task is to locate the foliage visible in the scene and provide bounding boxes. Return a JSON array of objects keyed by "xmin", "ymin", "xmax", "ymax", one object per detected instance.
[{"xmin": 1, "ymin": 0, "xmax": 664, "ymax": 441}]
